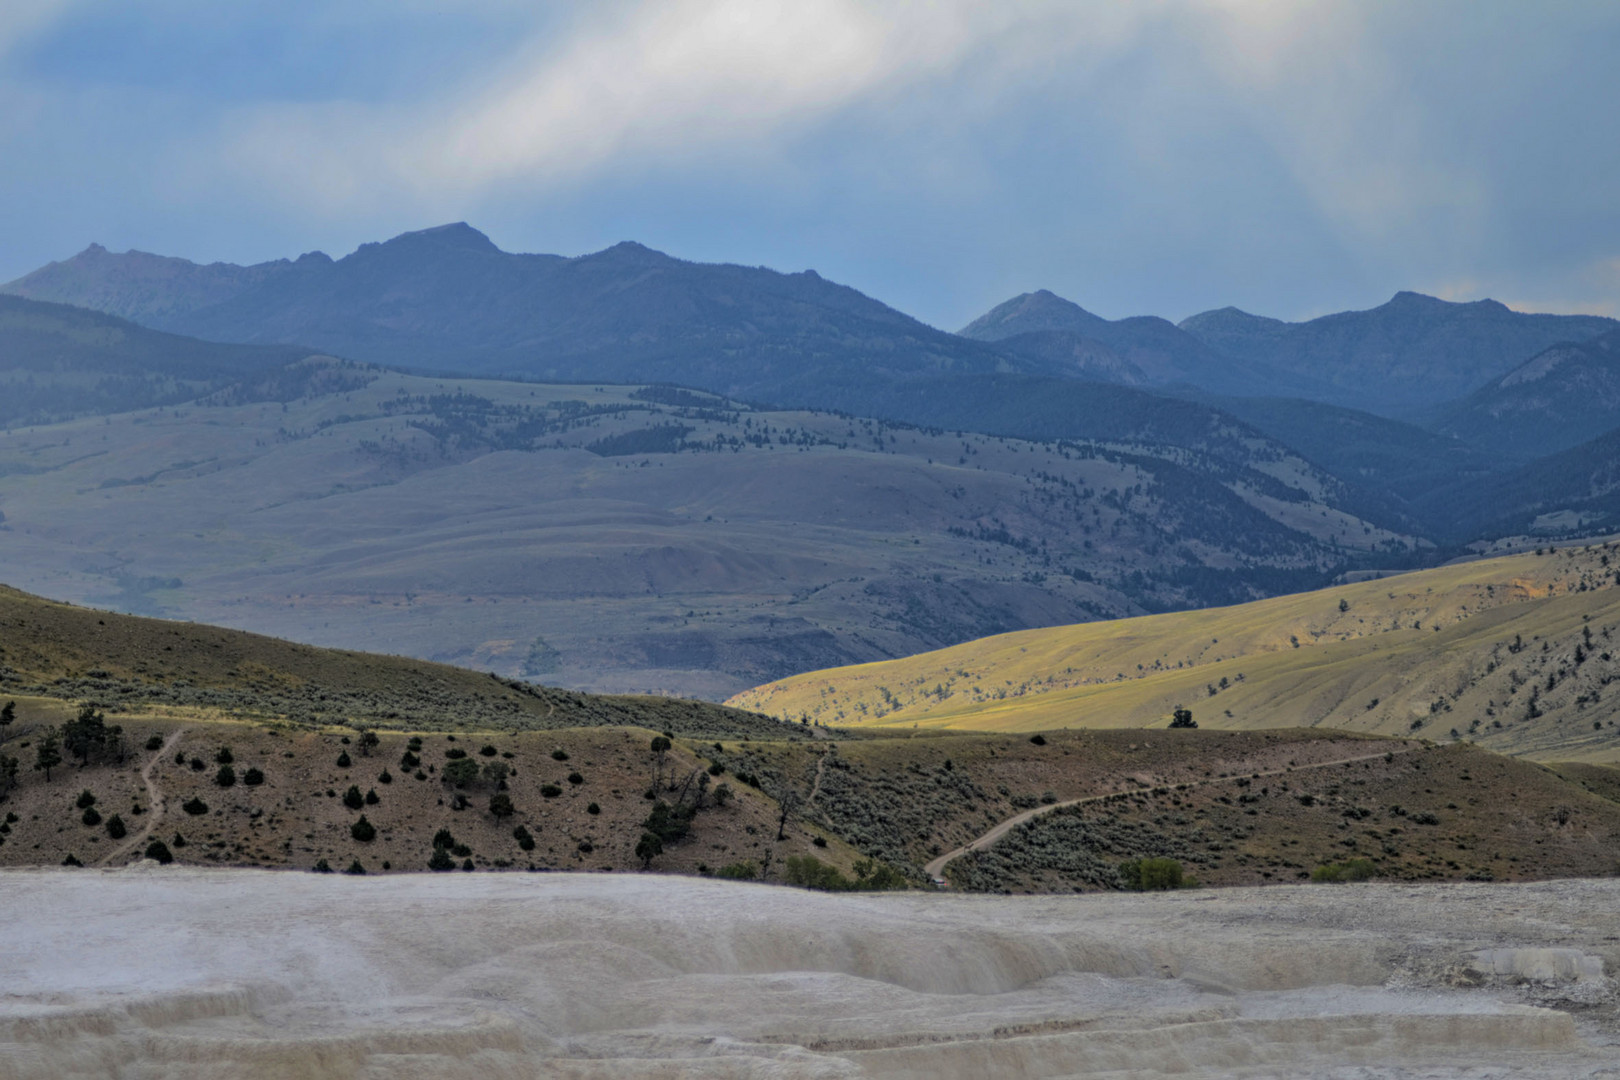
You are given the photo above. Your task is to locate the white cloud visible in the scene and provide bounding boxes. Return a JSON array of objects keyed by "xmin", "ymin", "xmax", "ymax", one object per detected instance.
[
  {"xmin": 221, "ymin": 0, "xmax": 1159, "ymax": 211},
  {"xmin": 0, "ymin": 0, "xmax": 77, "ymax": 59}
]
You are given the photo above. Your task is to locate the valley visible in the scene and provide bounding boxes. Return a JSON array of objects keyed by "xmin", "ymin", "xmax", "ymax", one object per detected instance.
[{"xmin": 0, "ymin": 364, "xmax": 1410, "ymax": 698}]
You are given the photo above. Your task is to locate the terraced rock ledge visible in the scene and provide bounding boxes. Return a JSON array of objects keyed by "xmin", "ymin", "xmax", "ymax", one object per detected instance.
[{"xmin": 3, "ymin": 870, "xmax": 1616, "ymax": 1078}]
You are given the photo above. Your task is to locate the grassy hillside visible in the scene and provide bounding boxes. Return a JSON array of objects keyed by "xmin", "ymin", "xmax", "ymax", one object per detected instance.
[
  {"xmin": 732, "ymin": 542, "xmax": 1620, "ymax": 763},
  {"xmin": 0, "ymin": 294, "xmax": 315, "ymax": 427},
  {"xmin": 0, "ymin": 369, "xmax": 1413, "ymax": 698},
  {"xmin": 2, "ymin": 594, "xmax": 1613, "ymax": 891},
  {"xmin": 945, "ymin": 738, "xmax": 1620, "ymax": 892},
  {"xmin": 0, "ymin": 583, "xmax": 796, "ymax": 739}
]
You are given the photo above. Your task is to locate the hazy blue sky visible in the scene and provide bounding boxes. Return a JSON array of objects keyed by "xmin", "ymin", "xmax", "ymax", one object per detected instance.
[{"xmin": 2, "ymin": 1, "xmax": 1617, "ymax": 327}]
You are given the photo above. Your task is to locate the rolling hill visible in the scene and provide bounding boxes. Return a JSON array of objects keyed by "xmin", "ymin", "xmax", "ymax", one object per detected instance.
[
  {"xmin": 4, "ymin": 583, "xmax": 1616, "ymax": 894},
  {"xmin": 0, "ymin": 364, "xmax": 1419, "ymax": 698},
  {"xmin": 1425, "ymin": 424, "xmax": 1620, "ymax": 542},
  {"xmin": 0, "ymin": 294, "xmax": 317, "ymax": 427},
  {"xmin": 730, "ymin": 541, "xmax": 1620, "ymax": 763}
]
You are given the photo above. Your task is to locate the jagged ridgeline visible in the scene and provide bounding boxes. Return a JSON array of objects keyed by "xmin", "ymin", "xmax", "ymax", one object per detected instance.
[{"xmin": 0, "ymin": 585, "xmax": 799, "ymax": 739}]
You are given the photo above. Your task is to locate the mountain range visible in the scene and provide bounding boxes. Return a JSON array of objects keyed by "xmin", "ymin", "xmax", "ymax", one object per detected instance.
[
  {"xmin": 9, "ymin": 225, "xmax": 1615, "ymax": 416},
  {"xmin": 7, "ymin": 223, "xmax": 1620, "ymax": 694}
]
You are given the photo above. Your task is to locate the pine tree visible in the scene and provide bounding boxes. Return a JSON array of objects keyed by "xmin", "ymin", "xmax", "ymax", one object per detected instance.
[{"xmin": 33, "ymin": 729, "xmax": 62, "ymax": 781}]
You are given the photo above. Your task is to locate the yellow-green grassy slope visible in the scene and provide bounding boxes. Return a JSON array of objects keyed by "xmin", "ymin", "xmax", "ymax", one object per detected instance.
[
  {"xmin": 730, "ymin": 543, "xmax": 1620, "ymax": 763},
  {"xmin": 0, "ymin": 583, "xmax": 796, "ymax": 741}
]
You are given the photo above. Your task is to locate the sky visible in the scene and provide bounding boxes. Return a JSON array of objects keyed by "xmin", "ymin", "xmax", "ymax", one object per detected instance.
[{"xmin": 1, "ymin": 0, "xmax": 1617, "ymax": 328}]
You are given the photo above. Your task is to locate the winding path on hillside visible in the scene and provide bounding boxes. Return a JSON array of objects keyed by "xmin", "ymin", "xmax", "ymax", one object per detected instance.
[
  {"xmin": 924, "ymin": 744, "xmax": 1423, "ymax": 884},
  {"xmin": 99, "ymin": 727, "xmax": 186, "ymax": 867}
]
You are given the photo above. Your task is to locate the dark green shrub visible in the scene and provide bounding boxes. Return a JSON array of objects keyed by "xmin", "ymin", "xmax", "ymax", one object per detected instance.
[
  {"xmin": 488, "ymin": 792, "xmax": 515, "ymax": 818},
  {"xmin": 445, "ymin": 747, "xmax": 467, "ymax": 759},
  {"xmin": 432, "ymin": 828, "xmax": 456, "ymax": 850},
  {"xmin": 182, "ymin": 797, "xmax": 208, "ymax": 815},
  {"xmin": 551, "ymin": 749, "xmax": 569, "ymax": 761},
  {"xmin": 479, "ymin": 745, "xmax": 498, "ymax": 757},
  {"xmin": 715, "ymin": 861, "xmax": 756, "ymax": 880},
  {"xmin": 540, "ymin": 784, "xmax": 562, "ymax": 798},
  {"xmin": 81, "ymin": 807, "xmax": 102, "ymax": 827},
  {"xmin": 442, "ymin": 758, "xmax": 479, "ymax": 788},
  {"xmin": 172, "ymin": 832, "xmax": 187, "ymax": 847},
  {"xmin": 351, "ymin": 816, "xmax": 376, "ymax": 842},
  {"xmin": 336, "ymin": 751, "xmax": 351, "ymax": 768},
  {"xmin": 76, "ymin": 790, "xmax": 96, "ymax": 809},
  {"xmin": 577, "ymin": 840, "xmax": 593, "ymax": 853},
  {"xmin": 312, "ymin": 858, "xmax": 332, "ymax": 873},
  {"xmin": 586, "ymin": 802, "xmax": 600, "ymax": 815},
  {"xmin": 642, "ymin": 800, "xmax": 692, "ymax": 843},
  {"xmin": 812, "ymin": 835, "xmax": 827, "ymax": 847},
  {"xmin": 105, "ymin": 814, "xmax": 126, "ymax": 840},
  {"xmin": 62, "ymin": 854, "xmax": 83, "ymax": 867},
  {"xmin": 342, "ymin": 785, "xmax": 363, "ymax": 810},
  {"xmin": 1312, "ymin": 858, "xmax": 1377, "ymax": 883},
  {"xmin": 144, "ymin": 735, "xmax": 163, "ymax": 752},
  {"xmin": 451, "ymin": 843, "xmax": 472, "ymax": 858},
  {"xmin": 189, "ymin": 757, "xmax": 205, "ymax": 771},
  {"xmin": 400, "ymin": 751, "xmax": 420, "ymax": 769},
  {"xmin": 635, "ymin": 831, "xmax": 663, "ymax": 868},
  {"xmin": 144, "ymin": 840, "xmax": 173, "ymax": 864},
  {"xmin": 215, "ymin": 747, "xmax": 233, "ymax": 765},
  {"xmin": 215, "ymin": 765, "xmax": 236, "ymax": 788},
  {"xmin": 1169, "ymin": 708, "xmax": 1197, "ymax": 729},
  {"xmin": 365, "ymin": 788, "xmax": 379, "ymax": 805},
  {"xmin": 1118, "ymin": 857, "xmax": 1184, "ymax": 891},
  {"xmin": 1029, "ymin": 734, "xmax": 1047, "ymax": 745},
  {"xmin": 567, "ymin": 772, "xmax": 584, "ymax": 785},
  {"xmin": 377, "ymin": 770, "xmax": 392, "ymax": 785},
  {"xmin": 428, "ymin": 848, "xmax": 455, "ymax": 872},
  {"xmin": 783, "ymin": 854, "xmax": 853, "ymax": 891},
  {"xmin": 345, "ymin": 860, "xmax": 366, "ymax": 875},
  {"xmin": 707, "ymin": 762, "xmax": 724, "ymax": 775},
  {"xmin": 242, "ymin": 767, "xmax": 264, "ymax": 786},
  {"xmin": 1411, "ymin": 811, "xmax": 1440, "ymax": 825},
  {"xmin": 513, "ymin": 825, "xmax": 535, "ymax": 851},
  {"xmin": 174, "ymin": 751, "xmax": 186, "ymax": 765}
]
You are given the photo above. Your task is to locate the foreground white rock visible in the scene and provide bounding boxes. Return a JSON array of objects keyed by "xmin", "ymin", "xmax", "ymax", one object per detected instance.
[{"xmin": 2, "ymin": 868, "xmax": 1617, "ymax": 1079}]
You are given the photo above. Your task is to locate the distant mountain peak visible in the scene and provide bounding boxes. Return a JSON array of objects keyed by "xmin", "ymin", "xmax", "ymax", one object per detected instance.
[
  {"xmin": 376, "ymin": 222, "xmax": 499, "ymax": 254},
  {"xmin": 958, "ymin": 290, "xmax": 1102, "ymax": 341},
  {"xmin": 1386, "ymin": 290, "xmax": 1509, "ymax": 313},
  {"xmin": 587, "ymin": 240, "xmax": 674, "ymax": 264}
]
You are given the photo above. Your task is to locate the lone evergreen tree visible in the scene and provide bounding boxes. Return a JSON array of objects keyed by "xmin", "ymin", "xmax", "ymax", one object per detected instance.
[
  {"xmin": 61, "ymin": 704, "xmax": 118, "ymax": 766},
  {"xmin": 33, "ymin": 729, "xmax": 62, "ymax": 781},
  {"xmin": 1169, "ymin": 707, "xmax": 1197, "ymax": 729}
]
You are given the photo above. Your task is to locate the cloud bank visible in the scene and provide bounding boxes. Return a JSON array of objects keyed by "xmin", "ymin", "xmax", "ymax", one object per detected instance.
[{"xmin": 1, "ymin": 0, "xmax": 1615, "ymax": 324}]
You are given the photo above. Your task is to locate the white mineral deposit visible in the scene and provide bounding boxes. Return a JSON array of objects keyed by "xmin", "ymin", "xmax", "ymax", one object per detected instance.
[{"xmin": 3, "ymin": 868, "xmax": 1617, "ymax": 1078}]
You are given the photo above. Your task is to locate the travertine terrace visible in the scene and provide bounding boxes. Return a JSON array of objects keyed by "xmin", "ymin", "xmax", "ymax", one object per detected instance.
[{"xmin": 3, "ymin": 869, "xmax": 1617, "ymax": 1078}]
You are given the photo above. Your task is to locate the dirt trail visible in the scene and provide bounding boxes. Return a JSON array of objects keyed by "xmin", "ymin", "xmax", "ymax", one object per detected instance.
[
  {"xmin": 924, "ymin": 745, "xmax": 1422, "ymax": 883},
  {"xmin": 99, "ymin": 727, "xmax": 186, "ymax": 866},
  {"xmin": 807, "ymin": 751, "xmax": 829, "ymax": 806}
]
